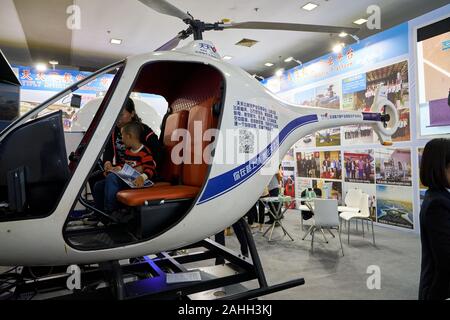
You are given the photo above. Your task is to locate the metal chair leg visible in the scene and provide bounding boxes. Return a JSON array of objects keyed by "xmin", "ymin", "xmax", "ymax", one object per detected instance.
[
  {"xmin": 327, "ymin": 228, "xmax": 335, "ymax": 238},
  {"xmin": 320, "ymin": 228, "xmax": 328, "ymax": 243},
  {"xmin": 371, "ymin": 220, "xmax": 376, "ymax": 246},
  {"xmin": 268, "ymin": 223, "xmax": 276, "ymax": 241},
  {"xmin": 338, "ymin": 227, "xmax": 344, "ymax": 256},
  {"xmin": 302, "ymin": 225, "xmax": 314, "ymax": 240},
  {"xmin": 362, "ymin": 219, "xmax": 365, "ymax": 238},
  {"xmin": 311, "ymin": 228, "xmax": 315, "ymax": 253},
  {"xmin": 347, "ymin": 220, "xmax": 350, "ymax": 244},
  {"xmin": 281, "ymin": 225, "xmax": 294, "ymax": 241}
]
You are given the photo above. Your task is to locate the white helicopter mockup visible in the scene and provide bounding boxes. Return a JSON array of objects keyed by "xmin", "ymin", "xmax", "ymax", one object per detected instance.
[{"xmin": 0, "ymin": 0, "xmax": 399, "ymax": 299}]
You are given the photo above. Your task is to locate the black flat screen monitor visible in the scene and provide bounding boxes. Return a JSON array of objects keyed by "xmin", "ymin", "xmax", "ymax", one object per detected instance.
[{"xmin": 0, "ymin": 111, "xmax": 70, "ymax": 216}]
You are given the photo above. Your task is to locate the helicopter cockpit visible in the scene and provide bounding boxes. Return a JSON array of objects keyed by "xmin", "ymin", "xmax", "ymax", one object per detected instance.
[{"xmin": 66, "ymin": 61, "xmax": 224, "ymax": 250}]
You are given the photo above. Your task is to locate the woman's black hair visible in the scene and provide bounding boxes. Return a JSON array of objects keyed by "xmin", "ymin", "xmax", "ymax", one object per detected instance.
[
  {"xmin": 420, "ymin": 138, "xmax": 450, "ymax": 190},
  {"xmin": 124, "ymin": 97, "xmax": 142, "ymax": 123}
]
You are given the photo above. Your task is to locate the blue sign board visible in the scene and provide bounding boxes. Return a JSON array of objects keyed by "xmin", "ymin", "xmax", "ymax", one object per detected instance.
[
  {"xmin": 263, "ymin": 23, "xmax": 409, "ymax": 93},
  {"xmin": 14, "ymin": 66, "xmax": 114, "ymax": 94}
]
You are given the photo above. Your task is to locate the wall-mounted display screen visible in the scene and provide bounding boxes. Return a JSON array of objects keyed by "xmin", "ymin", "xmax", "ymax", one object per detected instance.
[{"xmin": 417, "ymin": 17, "xmax": 450, "ymax": 137}]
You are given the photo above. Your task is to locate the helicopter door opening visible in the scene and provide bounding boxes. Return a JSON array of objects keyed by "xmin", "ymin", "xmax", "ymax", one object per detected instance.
[{"xmin": 64, "ymin": 61, "xmax": 225, "ymax": 251}]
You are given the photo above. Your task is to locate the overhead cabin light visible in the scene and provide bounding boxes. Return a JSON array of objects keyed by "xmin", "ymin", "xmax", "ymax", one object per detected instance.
[
  {"xmin": 49, "ymin": 60, "xmax": 59, "ymax": 70},
  {"xmin": 35, "ymin": 63, "xmax": 47, "ymax": 72},
  {"xmin": 222, "ymin": 55, "xmax": 233, "ymax": 60},
  {"xmin": 265, "ymin": 62, "xmax": 274, "ymax": 67},
  {"xmin": 353, "ymin": 18, "xmax": 368, "ymax": 25},
  {"xmin": 302, "ymin": 3, "xmax": 318, "ymax": 11},
  {"xmin": 275, "ymin": 68, "xmax": 285, "ymax": 77},
  {"xmin": 339, "ymin": 32, "xmax": 348, "ymax": 38},
  {"xmin": 110, "ymin": 38, "xmax": 122, "ymax": 45},
  {"xmin": 333, "ymin": 43, "xmax": 345, "ymax": 53},
  {"xmin": 285, "ymin": 57, "xmax": 302, "ymax": 65}
]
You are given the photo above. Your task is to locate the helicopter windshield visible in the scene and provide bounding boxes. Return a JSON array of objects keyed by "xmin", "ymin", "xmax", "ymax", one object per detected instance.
[
  {"xmin": 0, "ymin": 62, "xmax": 125, "ymax": 222},
  {"xmin": 1, "ymin": 61, "xmax": 125, "ymax": 138}
]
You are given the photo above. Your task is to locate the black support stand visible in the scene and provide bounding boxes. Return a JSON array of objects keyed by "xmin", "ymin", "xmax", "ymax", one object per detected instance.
[{"xmin": 10, "ymin": 226, "xmax": 304, "ymax": 300}]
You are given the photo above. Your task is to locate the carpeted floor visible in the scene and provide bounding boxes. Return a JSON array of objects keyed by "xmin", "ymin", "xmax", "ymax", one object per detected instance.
[{"xmin": 224, "ymin": 209, "xmax": 421, "ymax": 300}]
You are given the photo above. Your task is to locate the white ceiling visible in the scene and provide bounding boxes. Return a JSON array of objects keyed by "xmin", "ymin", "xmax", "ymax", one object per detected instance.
[{"xmin": 0, "ymin": 0, "xmax": 448, "ymax": 76}]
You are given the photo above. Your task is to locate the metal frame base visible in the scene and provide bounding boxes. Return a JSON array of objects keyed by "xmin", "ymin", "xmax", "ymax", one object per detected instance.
[{"xmin": 10, "ymin": 220, "xmax": 304, "ymax": 300}]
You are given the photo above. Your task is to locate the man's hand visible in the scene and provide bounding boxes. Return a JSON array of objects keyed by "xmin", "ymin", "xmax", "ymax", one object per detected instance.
[
  {"xmin": 134, "ymin": 176, "xmax": 145, "ymax": 188},
  {"xmin": 110, "ymin": 166, "xmax": 122, "ymax": 173}
]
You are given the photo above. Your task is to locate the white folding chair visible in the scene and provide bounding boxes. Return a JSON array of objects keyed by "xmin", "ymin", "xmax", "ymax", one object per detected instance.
[
  {"xmin": 306, "ymin": 199, "xmax": 344, "ymax": 256},
  {"xmin": 338, "ymin": 188, "xmax": 362, "ymax": 214},
  {"xmin": 339, "ymin": 193, "xmax": 376, "ymax": 245}
]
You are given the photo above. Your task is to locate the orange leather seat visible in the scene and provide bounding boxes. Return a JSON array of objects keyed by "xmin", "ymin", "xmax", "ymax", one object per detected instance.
[{"xmin": 117, "ymin": 185, "xmax": 200, "ymax": 206}]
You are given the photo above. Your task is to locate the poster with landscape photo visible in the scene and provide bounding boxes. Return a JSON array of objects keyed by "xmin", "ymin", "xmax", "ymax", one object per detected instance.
[
  {"xmin": 375, "ymin": 148, "xmax": 412, "ymax": 186},
  {"xmin": 316, "ymin": 128, "xmax": 341, "ymax": 147},
  {"xmin": 376, "ymin": 185, "xmax": 414, "ymax": 229}
]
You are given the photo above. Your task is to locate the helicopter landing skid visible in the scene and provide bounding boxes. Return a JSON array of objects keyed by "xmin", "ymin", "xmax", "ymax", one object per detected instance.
[{"xmin": 10, "ymin": 220, "xmax": 305, "ymax": 300}]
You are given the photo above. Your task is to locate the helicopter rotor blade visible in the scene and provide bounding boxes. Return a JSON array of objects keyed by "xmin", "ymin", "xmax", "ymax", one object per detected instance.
[
  {"xmin": 220, "ymin": 21, "xmax": 359, "ymax": 35},
  {"xmin": 155, "ymin": 35, "xmax": 183, "ymax": 51},
  {"xmin": 155, "ymin": 28, "xmax": 193, "ymax": 51},
  {"xmin": 138, "ymin": 0, "xmax": 192, "ymax": 23}
]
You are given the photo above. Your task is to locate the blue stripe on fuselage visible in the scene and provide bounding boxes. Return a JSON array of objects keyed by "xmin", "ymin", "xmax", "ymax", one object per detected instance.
[{"xmin": 198, "ymin": 114, "xmax": 318, "ymax": 204}]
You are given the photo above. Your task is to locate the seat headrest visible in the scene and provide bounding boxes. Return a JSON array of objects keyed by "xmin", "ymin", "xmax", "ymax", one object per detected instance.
[{"xmin": 163, "ymin": 110, "xmax": 189, "ymax": 148}]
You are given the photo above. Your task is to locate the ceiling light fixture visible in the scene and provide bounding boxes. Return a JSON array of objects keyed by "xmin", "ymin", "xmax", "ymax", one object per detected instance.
[
  {"xmin": 284, "ymin": 57, "xmax": 303, "ymax": 66},
  {"xmin": 339, "ymin": 32, "xmax": 348, "ymax": 38},
  {"xmin": 265, "ymin": 62, "xmax": 274, "ymax": 67},
  {"xmin": 302, "ymin": 3, "xmax": 318, "ymax": 11},
  {"xmin": 110, "ymin": 38, "xmax": 122, "ymax": 45},
  {"xmin": 49, "ymin": 60, "xmax": 59, "ymax": 70},
  {"xmin": 353, "ymin": 18, "xmax": 368, "ymax": 25},
  {"xmin": 275, "ymin": 68, "xmax": 285, "ymax": 77},
  {"xmin": 35, "ymin": 63, "xmax": 47, "ymax": 72},
  {"xmin": 332, "ymin": 43, "xmax": 345, "ymax": 53}
]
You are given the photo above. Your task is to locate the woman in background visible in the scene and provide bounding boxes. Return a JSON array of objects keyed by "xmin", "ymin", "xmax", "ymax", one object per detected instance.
[{"xmin": 418, "ymin": 138, "xmax": 450, "ymax": 300}]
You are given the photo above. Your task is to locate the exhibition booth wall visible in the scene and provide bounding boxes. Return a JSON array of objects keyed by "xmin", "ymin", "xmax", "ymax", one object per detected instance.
[
  {"xmin": 264, "ymin": 4, "xmax": 450, "ymax": 234},
  {"xmin": 2, "ymin": 5, "xmax": 448, "ymax": 235}
]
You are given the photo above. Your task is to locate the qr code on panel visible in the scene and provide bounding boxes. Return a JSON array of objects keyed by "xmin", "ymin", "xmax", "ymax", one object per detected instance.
[{"xmin": 239, "ymin": 129, "xmax": 255, "ymax": 154}]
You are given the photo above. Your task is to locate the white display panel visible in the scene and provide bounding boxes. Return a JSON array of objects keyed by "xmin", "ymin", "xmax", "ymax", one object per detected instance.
[{"xmin": 417, "ymin": 28, "xmax": 450, "ymax": 137}]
